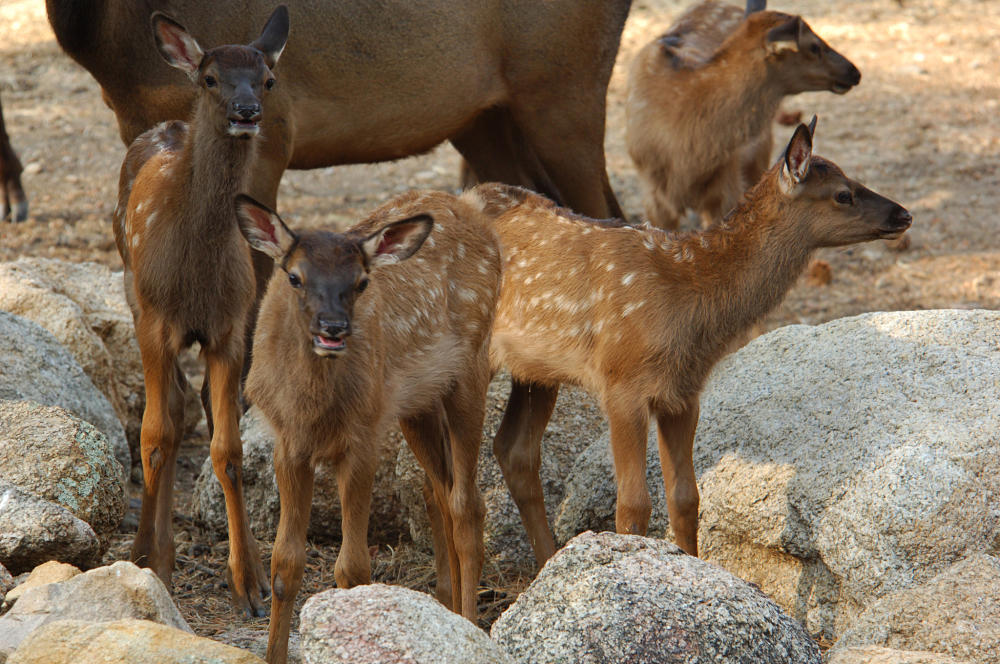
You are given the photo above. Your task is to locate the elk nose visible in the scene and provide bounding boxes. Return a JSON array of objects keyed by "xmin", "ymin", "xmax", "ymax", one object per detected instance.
[
  {"xmin": 232, "ymin": 102, "xmax": 261, "ymax": 121},
  {"xmin": 846, "ymin": 64, "xmax": 861, "ymax": 85},
  {"xmin": 318, "ymin": 318, "xmax": 351, "ymax": 339},
  {"xmin": 892, "ymin": 206, "xmax": 913, "ymax": 229}
]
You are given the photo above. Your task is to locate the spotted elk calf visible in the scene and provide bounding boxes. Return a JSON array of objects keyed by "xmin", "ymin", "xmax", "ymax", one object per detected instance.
[
  {"xmin": 235, "ymin": 190, "xmax": 502, "ymax": 664},
  {"xmin": 113, "ymin": 7, "xmax": 288, "ymax": 617},
  {"xmin": 476, "ymin": 119, "xmax": 911, "ymax": 565},
  {"xmin": 627, "ymin": 0, "xmax": 861, "ymax": 230}
]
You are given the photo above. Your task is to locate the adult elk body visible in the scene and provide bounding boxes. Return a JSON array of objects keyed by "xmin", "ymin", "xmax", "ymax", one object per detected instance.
[
  {"xmin": 236, "ymin": 190, "xmax": 502, "ymax": 664},
  {"xmin": 113, "ymin": 8, "xmax": 288, "ymax": 618},
  {"xmin": 0, "ymin": 93, "xmax": 28, "ymax": 222},
  {"xmin": 477, "ymin": 119, "xmax": 911, "ymax": 565},
  {"xmin": 626, "ymin": 0, "xmax": 860, "ymax": 229},
  {"xmin": 46, "ymin": 0, "xmax": 628, "ymax": 222}
]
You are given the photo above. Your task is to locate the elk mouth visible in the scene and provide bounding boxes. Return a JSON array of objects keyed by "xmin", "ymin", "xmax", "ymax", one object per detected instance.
[
  {"xmin": 878, "ymin": 209, "xmax": 913, "ymax": 239},
  {"xmin": 312, "ymin": 333, "xmax": 347, "ymax": 356},
  {"xmin": 830, "ymin": 82, "xmax": 854, "ymax": 95},
  {"xmin": 227, "ymin": 118, "xmax": 261, "ymax": 137}
]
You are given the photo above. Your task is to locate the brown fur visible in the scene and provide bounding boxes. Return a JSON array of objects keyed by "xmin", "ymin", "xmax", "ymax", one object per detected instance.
[
  {"xmin": 473, "ymin": 123, "xmax": 910, "ymax": 564},
  {"xmin": 113, "ymin": 14, "xmax": 287, "ymax": 618},
  {"xmin": 243, "ymin": 189, "xmax": 502, "ymax": 664},
  {"xmin": 46, "ymin": 0, "xmax": 629, "ymax": 221},
  {"xmin": 0, "ymin": 93, "xmax": 27, "ymax": 222},
  {"xmin": 626, "ymin": 0, "xmax": 861, "ymax": 229}
]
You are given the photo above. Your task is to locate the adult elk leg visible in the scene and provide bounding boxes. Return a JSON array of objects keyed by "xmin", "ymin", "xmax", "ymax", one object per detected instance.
[
  {"xmin": 266, "ymin": 441, "xmax": 314, "ymax": 664},
  {"xmin": 0, "ymin": 94, "xmax": 27, "ymax": 223},
  {"xmin": 604, "ymin": 393, "xmax": 653, "ymax": 537},
  {"xmin": 492, "ymin": 379, "xmax": 559, "ymax": 567},
  {"xmin": 654, "ymin": 400, "xmax": 700, "ymax": 556},
  {"xmin": 510, "ymin": 97, "xmax": 624, "ymax": 220},
  {"xmin": 205, "ymin": 345, "xmax": 268, "ymax": 617}
]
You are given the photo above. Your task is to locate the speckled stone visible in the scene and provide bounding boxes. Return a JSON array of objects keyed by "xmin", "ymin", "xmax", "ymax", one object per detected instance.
[
  {"xmin": 0, "ymin": 482, "xmax": 100, "ymax": 574},
  {"xmin": 0, "ymin": 312, "xmax": 128, "ymax": 472},
  {"xmin": 300, "ymin": 584, "xmax": 512, "ymax": 664},
  {"xmin": 491, "ymin": 531, "xmax": 820, "ymax": 664},
  {"xmin": 0, "ymin": 561, "xmax": 190, "ymax": 660},
  {"xmin": 831, "ymin": 554, "xmax": 1000, "ymax": 664},
  {"xmin": 8, "ymin": 619, "xmax": 263, "ymax": 664},
  {"xmin": 0, "ymin": 561, "xmax": 14, "ymax": 599},
  {"xmin": 827, "ymin": 647, "xmax": 971, "ymax": 664},
  {"xmin": 4, "ymin": 561, "xmax": 81, "ymax": 605},
  {"xmin": 0, "ymin": 400, "xmax": 126, "ymax": 536},
  {"xmin": 555, "ymin": 310, "xmax": 1000, "ymax": 639}
]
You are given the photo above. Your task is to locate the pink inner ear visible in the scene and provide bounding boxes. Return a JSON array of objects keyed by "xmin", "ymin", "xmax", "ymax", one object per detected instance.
[
  {"xmin": 250, "ymin": 207, "xmax": 277, "ymax": 244},
  {"xmin": 160, "ymin": 25, "xmax": 194, "ymax": 65},
  {"xmin": 376, "ymin": 231, "xmax": 400, "ymax": 256}
]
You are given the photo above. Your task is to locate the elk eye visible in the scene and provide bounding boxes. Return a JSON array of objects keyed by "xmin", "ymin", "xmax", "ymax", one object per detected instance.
[
  {"xmin": 810, "ymin": 43, "xmax": 821, "ymax": 56},
  {"xmin": 288, "ymin": 272, "xmax": 302, "ymax": 288},
  {"xmin": 835, "ymin": 191, "xmax": 853, "ymax": 205},
  {"xmin": 265, "ymin": 78, "xmax": 275, "ymax": 90},
  {"xmin": 204, "ymin": 75, "xmax": 217, "ymax": 88},
  {"xmin": 357, "ymin": 278, "xmax": 369, "ymax": 293}
]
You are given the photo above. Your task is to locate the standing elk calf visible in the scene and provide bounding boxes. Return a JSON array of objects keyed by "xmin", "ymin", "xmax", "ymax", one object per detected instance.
[
  {"xmin": 627, "ymin": 0, "xmax": 861, "ymax": 230},
  {"xmin": 476, "ymin": 119, "xmax": 910, "ymax": 565},
  {"xmin": 0, "ymin": 93, "xmax": 28, "ymax": 222},
  {"xmin": 114, "ymin": 7, "xmax": 288, "ymax": 617},
  {"xmin": 235, "ymin": 190, "xmax": 502, "ymax": 664}
]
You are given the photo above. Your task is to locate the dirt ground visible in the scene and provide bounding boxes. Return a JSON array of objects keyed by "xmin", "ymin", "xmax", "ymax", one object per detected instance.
[{"xmin": 1, "ymin": 0, "xmax": 998, "ymax": 651}]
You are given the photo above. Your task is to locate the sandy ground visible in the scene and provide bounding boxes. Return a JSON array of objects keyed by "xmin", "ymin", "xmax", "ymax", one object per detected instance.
[{"xmin": 1, "ymin": 0, "xmax": 998, "ymax": 649}]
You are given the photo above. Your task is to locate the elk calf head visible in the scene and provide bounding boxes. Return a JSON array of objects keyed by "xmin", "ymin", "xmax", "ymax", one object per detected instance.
[
  {"xmin": 151, "ymin": 6, "xmax": 289, "ymax": 138},
  {"xmin": 751, "ymin": 9, "xmax": 861, "ymax": 95},
  {"xmin": 235, "ymin": 194, "xmax": 433, "ymax": 356},
  {"xmin": 777, "ymin": 118, "xmax": 912, "ymax": 246}
]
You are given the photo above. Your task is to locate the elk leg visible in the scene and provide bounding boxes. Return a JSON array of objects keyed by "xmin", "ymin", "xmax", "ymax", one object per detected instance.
[
  {"xmin": 654, "ymin": 400, "xmax": 701, "ymax": 556},
  {"xmin": 510, "ymin": 100, "xmax": 623, "ymax": 219},
  {"xmin": 400, "ymin": 410, "xmax": 456, "ymax": 608},
  {"xmin": 131, "ymin": 316, "xmax": 180, "ymax": 584},
  {"xmin": 205, "ymin": 348, "xmax": 268, "ymax": 617},
  {"xmin": 0, "ymin": 96, "xmax": 28, "ymax": 223},
  {"xmin": 333, "ymin": 442, "xmax": 377, "ymax": 590},
  {"xmin": 266, "ymin": 443, "xmax": 314, "ymax": 664},
  {"xmin": 605, "ymin": 396, "xmax": 652, "ymax": 537},
  {"xmin": 493, "ymin": 379, "xmax": 559, "ymax": 567},
  {"xmin": 442, "ymin": 368, "xmax": 488, "ymax": 620}
]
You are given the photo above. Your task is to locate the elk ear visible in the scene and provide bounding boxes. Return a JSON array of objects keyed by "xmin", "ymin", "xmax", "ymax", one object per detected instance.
[
  {"xmin": 806, "ymin": 114, "xmax": 818, "ymax": 137},
  {"xmin": 361, "ymin": 215, "xmax": 434, "ymax": 269},
  {"xmin": 779, "ymin": 124, "xmax": 813, "ymax": 193},
  {"xmin": 235, "ymin": 194, "xmax": 296, "ymax": 260},
  {"xmin": 745, "ymin": 0, "xmax": 766, "ymax": 16},
  {"xmin": 251, "ymin": 5, "xmax": 290, "ymax": 69},
  {"xmin": 151, "ymin": 12, "xmax": 204, "ymax": 78},
  {"xmin": 765, "ymin": 16, "xmax": 801, "ymax": 56}
]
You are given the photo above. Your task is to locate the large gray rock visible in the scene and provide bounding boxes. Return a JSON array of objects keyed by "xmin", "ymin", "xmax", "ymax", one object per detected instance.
[
  {"xmin": 0, "ymin": 312, "xmax": 129, "ymax": 473},
  {"xmin": 0, "ymin": 401, "xmax": 126, "ymax": 536},
  {"xmin": 4, "ymin": 561, "xmax": 81, "ymax": 606},
  {"xmin": 0, "ymin": 561, "xmax": 189, "ymax": 661},
  {"xmin": 191, "ymin": 407, "xmax": 409, "ymax": 544},
  {"xmin": 491, "ymin": 531, "xmax": 820, "ymax": 664},
  {"xmin": 0, "ymin": 483, "xmax": 100, "ymax": 575},
  {"xmin": 8, "ymin": 619, "xmax": 264, "ymax": 664},
  {"xmin": 831, "ymin": 554, "xmax": 1000, "ymax": 664},
  {"xmin": 300, "ymin": 584, "xmax": 511, "ymax": 664},
  {"xmin": 397, "ymin": 373, "xmax": 606, "ymax": 568},
  {"xmin": 555, "ymin": 310, "xmax": 1000, "ymax": 639}
]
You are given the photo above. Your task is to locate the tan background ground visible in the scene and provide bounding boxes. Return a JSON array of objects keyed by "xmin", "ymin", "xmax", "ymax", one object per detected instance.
[{"xmin": 1, "ymin": 0, "xmax": 997, "ymax": 642}]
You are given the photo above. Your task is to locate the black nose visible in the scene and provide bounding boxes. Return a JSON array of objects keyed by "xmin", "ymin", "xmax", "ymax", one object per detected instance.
[
  {"xmin": 847, "ymin": 64, "xmax": 861, "ymax": 85},
  {"xmin": 232, "ymin": 103, "xmax": 261, "ymax": 121},
  {"xmin": 318, "ymin": 318, "xmax": 350, "ymax": 338},
  {"xmin": 892, "ymin": 206, "xmax": 912, "ymax": 229}
]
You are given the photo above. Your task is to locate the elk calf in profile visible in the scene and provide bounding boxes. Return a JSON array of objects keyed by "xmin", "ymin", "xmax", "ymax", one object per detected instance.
[
  {"xmin": 236, "ymin": 190, "xmax": 501, "ymax": 664},
  {"xmin": 113, "ymin": 7, "xmax": 288, "ymax": 617},
  {"xmin": 627, "ymin": 0, "xmax": 861, "ymax": 229},
  {"xmin": 478, "ymin": 119, "xmax": 910, "ymax": 565}
]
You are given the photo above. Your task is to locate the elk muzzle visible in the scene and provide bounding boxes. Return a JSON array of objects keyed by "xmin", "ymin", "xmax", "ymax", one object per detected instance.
[
  {"xmin": 878, "ymin": 205, "xmax": 912, "ymax": 240},
  {"xmin": 311, "ymin": 317, "xmax": 351, "ymax": 357}
]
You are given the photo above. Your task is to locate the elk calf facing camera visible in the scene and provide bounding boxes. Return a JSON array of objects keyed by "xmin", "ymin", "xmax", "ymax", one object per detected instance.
[
  {"xmin": 626, "ymin": 0, "xmax": 861, "ymax": 230},
  {"xmin": 236, "ymin": 190, "xmax": 502, "ymax": 664},
  {"xmin": 478, "ymin": 118, "xmax": 910, "ymax": 567},
  {"xmin": 113, "ymin": 6, "xmax": 288, "ymax": 620}
]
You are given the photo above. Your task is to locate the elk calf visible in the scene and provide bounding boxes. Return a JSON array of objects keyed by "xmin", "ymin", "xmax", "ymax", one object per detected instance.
[
  {"xmin": 627, "ymin": 0, "xmax": 861, "ymax": 229},
  {"xmin": 477, "ymin": 119, "xmax": 910, "ymax": 565},
  {"xmin": 236, "ymin": 190, "xmax": 501, "ymax": 664},
  {"xmin": 113, "ymin": 7, "xmax": 288, "ymax": 617}
]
